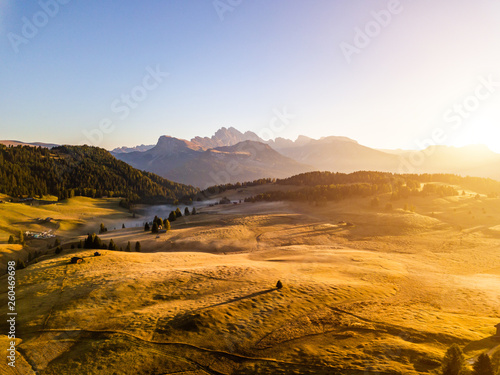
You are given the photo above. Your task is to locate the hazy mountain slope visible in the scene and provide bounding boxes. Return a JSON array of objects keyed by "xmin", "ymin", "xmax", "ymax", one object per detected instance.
[
  {"xmin": 276, "ymin": 136, "xmax": 400, "ymax": 172},
  {"xmin": 115, "ymin": 138, "xmax": 313, "ymax": 187},
  {"xmin": 166, "ymin": 141, "xmax": 313, "ymax": 187}
]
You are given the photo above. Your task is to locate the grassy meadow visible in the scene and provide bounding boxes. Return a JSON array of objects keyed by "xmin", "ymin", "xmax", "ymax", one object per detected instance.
[{"xmin": 1, "ymin": 185, "xmax": 500, "ymax": 374}]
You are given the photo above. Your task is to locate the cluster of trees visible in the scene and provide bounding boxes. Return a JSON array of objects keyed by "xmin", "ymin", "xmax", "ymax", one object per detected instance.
[
  {"xmin": 391, "ymin": 183, "xmax": 458, "ymax": 200},
  {"xmin": 144, "ymin": 207, "xmax": 198, "ymax": 233},
  {"xmin": 441, "ymin": 344, "xmax": 494, "ymax": 375},
  {"xmin": 244, "ymin": 171, "xmax": 466, "ymax": 204},
  {"xmin": 197, "ymin": 178, "xmax": 274, "ymax": 199},
  {"xmin": 277, "ymin": 171, "xmax": 500, "ymax": 197},
  {"xmin": 7, "ymin": 231, "xmax": 24, "ymax": 245},
  {"xmin": 82, "ymin": 233, "xmax": 140, "ymax": 251},
  {"xmin": 245, "ymin": 183, "xmax": 389, "ymax": 203},
  {"xmin": 0, "ymin": 145, "xmax": 198, "ymax": 202}
]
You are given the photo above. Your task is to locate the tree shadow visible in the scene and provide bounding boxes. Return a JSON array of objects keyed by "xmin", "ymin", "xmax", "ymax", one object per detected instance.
[{"xmin": 197, "ymin": 288, "xmax": 277, "ymax": 311}]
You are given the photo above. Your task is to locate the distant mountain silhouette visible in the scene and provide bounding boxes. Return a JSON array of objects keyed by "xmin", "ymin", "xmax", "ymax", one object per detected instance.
[
  {"xmin": 111, "ymin": 144, "xmax": 155, "ymax": 154},
  {"xmin": 191, "ymin": 127, "xmax": 262, "ymax": 150},
  {"xmin": 0, "ymin": 140, "xmax": 59, "ymax": 148}
]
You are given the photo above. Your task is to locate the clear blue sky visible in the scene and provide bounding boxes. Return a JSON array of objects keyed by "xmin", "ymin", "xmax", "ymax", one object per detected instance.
[{"xmin": 2, "ymin": 0, "xmax": 500, "ymax": 151}]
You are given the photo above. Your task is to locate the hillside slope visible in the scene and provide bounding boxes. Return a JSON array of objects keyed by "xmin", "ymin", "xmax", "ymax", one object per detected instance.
[{"xmin": 0, "ymin": 144, "xmax": 198, "ymax": 202}]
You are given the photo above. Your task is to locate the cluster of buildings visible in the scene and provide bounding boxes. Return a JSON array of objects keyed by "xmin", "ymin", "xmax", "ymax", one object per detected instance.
[{"xmin": 24, "ymin": 230, "xmax": 56, "ymax": 239}]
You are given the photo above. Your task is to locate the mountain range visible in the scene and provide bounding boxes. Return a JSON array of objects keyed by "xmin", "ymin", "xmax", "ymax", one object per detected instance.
[
  {"xmin": 4, "ymin": 127, "xmax": 500, "ymax": 189},
  {"xmin": 111, "ymin": 127, "xmax": 500, "ymax": 187}
]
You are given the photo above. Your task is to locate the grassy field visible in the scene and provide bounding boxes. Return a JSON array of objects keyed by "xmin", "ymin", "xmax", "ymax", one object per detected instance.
[{"xmin": 1, "ymin": 186, "xmax": 500, "ymax": 374}]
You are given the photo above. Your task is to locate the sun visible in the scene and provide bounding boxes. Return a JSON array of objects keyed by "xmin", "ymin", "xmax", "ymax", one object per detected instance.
[{"xmin": 450, "ymin": 122, "xmax": 500, "ymax": 154}]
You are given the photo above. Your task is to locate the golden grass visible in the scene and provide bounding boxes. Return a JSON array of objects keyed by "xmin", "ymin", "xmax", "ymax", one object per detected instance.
[{"xmin": 1, "ymin": 187, "xmax": 500, "ymax": 373}]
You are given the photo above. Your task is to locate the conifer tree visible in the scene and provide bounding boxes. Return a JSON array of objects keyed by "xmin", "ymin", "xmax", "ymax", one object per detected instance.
[
  {"xmin": 472, "ymin": 353, "xmax": 494, "ymax": 375},
  {"xmin": 442, "ymin": 344, "xmax": 466, "ymax": 375},
  {"xmin": 152, "ymin": 222, "xmax": 159, "ymax": 234}
]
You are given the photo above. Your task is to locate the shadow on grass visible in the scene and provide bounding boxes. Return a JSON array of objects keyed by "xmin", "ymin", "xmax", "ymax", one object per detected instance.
[
  {"xmin": 197, "ymin": 288, "xmax": 278, "ymax": 311},
  {"xmin": 464, "ymin": 335, "xmax": 499, "ymax": 353}
]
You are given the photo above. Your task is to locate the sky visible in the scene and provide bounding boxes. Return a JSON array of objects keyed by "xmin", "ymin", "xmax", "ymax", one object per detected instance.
[{"xmin": 1, "ymin": 0, "xmax": 500, "ymax": 151}]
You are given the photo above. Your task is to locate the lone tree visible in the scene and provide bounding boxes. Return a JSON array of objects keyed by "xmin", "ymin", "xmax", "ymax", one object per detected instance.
[
  {"xmin": 442, "ymin": 344, "xmax": 466, "ymax": 375},
  {"xmin": 192, "ymin": 207, "xmax": 197, "ymax": 215},
  {"xmin": 8, "ymin": 235, "xmax": 14, "ymax": 244},
  {"xmin": 472, "ymin": 353, "xmax": 494, "ymax": 375},
  {"xmin": 122, "ymin": 223, "xmax": 125, "ymax": 229},
  {"xmin": 135, "ymin": 241, "xmax": 141, "ymax": 252},
  {"xmin": 99, "ymin": 223, "xmax": 107, "ymax": 234},
  {"xmin": 144, "ymin": 222, "xmax": 150, "ymax": 231},
  {"xmin": 152, "ymin": 222, "xmax": 159, "ymax": 234},
  {"xmin": 276, "ymin": 280, "xmax": 283, "ymax": 290}
]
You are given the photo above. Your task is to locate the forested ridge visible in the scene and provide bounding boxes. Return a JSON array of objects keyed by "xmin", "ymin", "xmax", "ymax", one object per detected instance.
[
  {"xmin": 243, "ymin": 171, "xmax": 500, "ymax": 203},
  {"xmin": 0, "ymin": 145, "xmax": 198, "ymax": 202}
]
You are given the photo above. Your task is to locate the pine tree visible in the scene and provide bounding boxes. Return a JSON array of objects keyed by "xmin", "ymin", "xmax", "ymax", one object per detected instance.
[
  {"xmin": 54, "ymin": 238, "xmax": 61, "ymax": 247},
  {"xmin": 472, "ymin": 353, "xmax": 494, "ymax": 375},
  {"xmin": 8, "ymin": 235, "xmax": 14, "ymax": 244},
  {"xmin": 122, "ymin": 223, "xmax": 125, "ymax": 229},
  {"xmin": 99, "ymin": 223, "xmax": 107, "ymax": 233},
  {"xmin": 18, "ymin": 230, "xmax": 24, "ymax": 245},
  {"xmin": 192, "ymin": 207, "xmax": 197, "ymax": 215},
  {"xmin": 164, "ymin": 219, "xmax": 171, "ymax": 232},
  {"xmin": 168, "ymin": 211, "xmax": 176, "ymax": 222},
  {"xmin": 276, "ymin": 280, "xmax": 283, "ymax": 289},
  {"xmin": 135, "ymin": 241, "xmax": 141, "ymax": 252},
  {"xmin": 175, "ymin": 207, "xmax": 182, "ymax": 218},
  {"xmin": 152, "ymin": 222, "xmax": 159, "ymax": 234},
  {"xmin": 184, "ymin": 207, "xmax": 190, "ymax": 216},
  {"xmin": 108, "ymin": 239, "xmax": 117, "ymax": 251},
  {"xmin": 442, "ymin": 344, "xmax": 466, "ymax": 375},
  {"xmin": 55, "ymin": 246, "xmax": 63, "ymax": 254},
  {"xmin": 144, "ymin": 222, "xmax": 150, "ymax": 231},
  {"xmin": 126, "ymin": 242, "xmax": 131, "ymax": 252}
]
